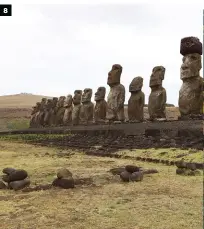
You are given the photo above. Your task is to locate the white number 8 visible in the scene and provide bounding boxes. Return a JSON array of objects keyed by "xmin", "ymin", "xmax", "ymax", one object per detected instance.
[{"xmin": 3, "ymin": 8, "xmax": 8, "ymax": 14}]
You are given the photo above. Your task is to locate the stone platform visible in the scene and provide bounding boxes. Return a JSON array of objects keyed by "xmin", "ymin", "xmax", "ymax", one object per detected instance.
[{"xmin": 0, "ymin": 120, "xmax": 202, "ymax": 150}]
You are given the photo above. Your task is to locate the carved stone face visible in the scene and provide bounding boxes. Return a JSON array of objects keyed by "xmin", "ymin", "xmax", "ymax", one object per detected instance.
[
  {"xmin": 149, "ymin": 66, "xmax": 165, "ymax": 87},
  {"xmin": 107, "ymin": 64, "xmax": 123, "ymax": 86},
  {"xmin": 94, "ymin": 87, "xmax": 106, "ymax": 101},
  {"xmin": 180, "ymin": 53, "xmax": 201, "ymax": 80},
  {"xmin": 73, "ymin": 94, "xmax": 81, "ymax": 105},
  {"xmin": 64, "ymin": 95, "xmax": 73, "ymax": 107},
  {"xmin": 46, "ymin": 99, "xmax": 53, "ymax": 109},
  {"xmin": 57, "ymin": 96, "xmax": 65, "ymax": 108},
  {"xmin": 52, "ymin": 97, "xmax": 58, "ymax": 108},
  {"xmin": 129, "ymin": 77, "xmax": 143, "ymax": 92},
  {"xmin": 82, "ymin": 88, "xmax": 92, "ymax": 103}
]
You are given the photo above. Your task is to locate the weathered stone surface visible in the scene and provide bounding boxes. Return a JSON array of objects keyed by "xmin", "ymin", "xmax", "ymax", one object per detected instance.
[
  {"xmin": 57, "ymin": 168, "xmax": 73, "ymax": 179},
  {"xmin": 179, "ymin": 52, "xmax": 202, "ymax": 117},
  {"xmin": 186, "ymin": 162, "xmax": 196, "ymax": 171},
  {"xmin": 120, "ymin": 171, "xmax": 131, "ymax": 182},
  {"xmin": 52, "ymin": 178, "xmax": 75, "ymax": 189},
  {"xmin": 128, "ymin": 77, "xmax": 145, "ymax": 122},
  {"xmin": 0, "ymin": 180, "xmax": 7, "ymax": 189},
  {"xmin": 9, "ymin": 179, "xmax": 30, "ymax": 191},
  {"xmin": 94, "ymin": 87, "xmax": 107, "ymax": 123},
  {"xmin": 55, "ymin": 96, "xmax": 66, "ymax": 126},
  {"xmin": 79, "ymin": 88, "xmax": 94, "ymax": 124},
  {"xmin": 72, "ymin": 90, "xmax": 82, "ymax": 125},
  {"xmin": 63, "ymin": 95, "xmax": 73, "ymax": 125},
  {"xmin": 38, "ymin": 98, "xmax": 47, "ymax": 127},
  {"xmin": 43, "ymin": 99, "xmax": 53, "ymax": 127},
  {"xmin": 107, "ymin": 64, "xmax": 125, "ymax": 122},
  {"xmin": 29, "ymin": 102, "xmax": 41, "ymax": 128},
  {"xmin": 175, "ymin": 160, "xmax": 187, "ymax": 169},
  {"xmin": 125, "ymin": 165, "xmax": 140, "ymax": 173},
  {"xmin": 7, "ymin": 169, "xmax": 28, "ymax": 182},
  {"xmin": 176, "ymin": 168, "xmax": 185, "ymax": 175},
  {"xmin": 130, "ymin": 171, "xmax": 143, "ymax": 182},
  {"xmin": 180, "ymin": 36, "xmax": 202, "ymax": 56},
  {"xmin": 2, "ymin": 167, "xmax": 16, "ymax": 175},
  {"xmin": 148, "ymin": 66, "xmax": 167, "ymax": 120},
  {"xmin": 48, "ymin": 97, "xmax": 58, "ymax": 126}
]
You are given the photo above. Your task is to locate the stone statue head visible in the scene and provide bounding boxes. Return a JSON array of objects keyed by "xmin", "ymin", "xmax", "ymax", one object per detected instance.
[
  {"xmin": 46, "ymin": 99, "xmax": 53, "ymax": 109},
  {"xmin": 149, "ymin": 66, "xmax": 165, "ymax": 87},
  {"xmin": 57, "ymin": 96, "xmax": 65, "ymax": 108},
  {"xmin": 129, "ymin": 77, "xmax": 143, "ymax": 92},
  {"xmin": 107, "ymin": 64, "xmax": 123, "ymax": 87},
  {"xmin": 41, "ymin": 98, "xmax": 47, "ymax": 104},
  {"xmin": 73, "ymin": 90, "xmax": 82, "ymax": 105},
  {"xmin": 64, "ymin": 94, "xmax": 73, "ymax": 107},
  {"xmin": 34, "ymin": 102, "xmax": 41, "ymax": 112},
  {"xmin": 40, "ymin": 98, "xmax": 47, "ymax": 110},
  {"xmin": 82, "ymin": 88, "xmax": 92, "ymax": 103},
  {"xmin": 52, "ymin": 97, "xmax": 58, "ymax": 108},
  {"xmin": 94, "ymin": 87, "xmax": 106, "ymax": 101},
  {"xmin": 180, "ymin": 53, "xmax": 202, "ymax": 80}
]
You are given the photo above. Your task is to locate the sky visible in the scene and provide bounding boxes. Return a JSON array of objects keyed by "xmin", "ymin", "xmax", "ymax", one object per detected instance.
[{"xmin": 0, "ymin": 2, "xmax": 203, "ymax": 105}]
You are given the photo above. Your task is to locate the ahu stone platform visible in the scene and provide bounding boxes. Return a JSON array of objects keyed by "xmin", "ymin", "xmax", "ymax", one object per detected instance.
[{"xmin": 0, "ymin": 120, "xmax": 202, "ymax": 150}]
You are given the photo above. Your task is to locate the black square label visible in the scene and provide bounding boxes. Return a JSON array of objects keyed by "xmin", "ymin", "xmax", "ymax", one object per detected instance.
[{"xmin": 0, "ymin": 4, "xmax": 12, "ymax": 16}]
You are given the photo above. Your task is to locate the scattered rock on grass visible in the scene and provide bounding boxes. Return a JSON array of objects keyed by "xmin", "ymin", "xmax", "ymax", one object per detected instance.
[
  {"xmin": 52, "ymin": 178, "xmax": 75, "ymax": 189},
  {"xmin": 2, "ymin": 167, "xmax": 16, "ymax": 175},
  {"xmin": 57, "ymin": 168, "xmax": 73, "ymax": 179},
  {"xmin": 125, "ymin": 165, "xmax": 140, "ymax": 173},
  {"xmin": 130, "ymin": 171, "xmax": 144, "ymax": 182},
  {"xmin": 8, "ymin": 180, "xmax": 31, "ymax": 191}
]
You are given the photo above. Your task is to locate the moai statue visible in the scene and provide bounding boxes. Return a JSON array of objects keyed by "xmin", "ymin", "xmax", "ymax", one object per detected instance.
[
  {"xmin": 128, "ymin": 77, "xmax": 145, "ymax": 122},
  {"xmin": 94, "ymin": 87, "xmax": 107, "ymax": 123},
  {"xmin": 38, "ymin": 98, "xmax": 47, "ymax": 127},
  {"xmin": 43, "ymin": 99, "xmax": 53, "ymax": 127},
  {"xmin": 79, "ymin": 88, "xmax": 94, "ymax": 124},
  {"xmin": 72, "ymin": 90, "xmax": 82, "ymax": 125},
  {"xmin": 63, "ymin": 94, "xmax": 73, "ymax": 125},
  {"xmin": 178, "ymin": 36, "xmax": 203, "ymax": 119},
  {"xmin": 49, "ymin": 97, "xmax": 58, "ymax": 126},
  {"xmin": 106, "ymin": 64, "xmax": 125, "ymax": 123},
  {"xmin": 55, "ymin": 96, "xmax": 66, "ymax": 126},
  {"xmin": 29, "ymin": 102, "xmax": 41, "ymax": 128},
  {"xmin": 148, "ymin": 66, "xmax": 167, "ymax": 121}
]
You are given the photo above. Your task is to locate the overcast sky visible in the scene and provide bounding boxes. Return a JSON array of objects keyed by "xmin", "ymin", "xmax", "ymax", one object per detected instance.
[{"xmin": 0, "ymin": 3, "xmax": 203, "ymax": 105}]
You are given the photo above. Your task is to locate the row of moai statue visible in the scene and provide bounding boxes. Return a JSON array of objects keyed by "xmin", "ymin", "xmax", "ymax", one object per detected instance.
[{"xmin": 30, "ymin": 36, "xmax": 203, "ymax": 128}]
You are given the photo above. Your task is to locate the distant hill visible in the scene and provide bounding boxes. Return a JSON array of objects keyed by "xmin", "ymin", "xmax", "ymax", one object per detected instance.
[{"xmin": 0, "ymin": 93, "xmax": 52, "ymax": 108}]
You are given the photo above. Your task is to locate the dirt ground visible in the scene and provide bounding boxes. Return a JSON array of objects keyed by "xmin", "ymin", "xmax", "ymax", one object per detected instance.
[{"xmin": 0, "ymin": 141, "xmax": 202, "ymax": 229}]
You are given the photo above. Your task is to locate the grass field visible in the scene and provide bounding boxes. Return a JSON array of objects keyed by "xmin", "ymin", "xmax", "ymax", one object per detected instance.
[{"xmin": 0, "ymin": 141, "xmax": 203, "ymax": 229}]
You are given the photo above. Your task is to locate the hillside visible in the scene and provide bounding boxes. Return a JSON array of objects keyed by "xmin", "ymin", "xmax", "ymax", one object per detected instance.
[
  {"xmin": 0, "ymin": 93, "xmax": 180, "ymax": 131},
  {"xmin": 0, "ymin": 94, "xmax": 52, "ymax": 130},
  {"xmin": 0, "ymin": 93, "xmax": 52, "ymax": 108}
]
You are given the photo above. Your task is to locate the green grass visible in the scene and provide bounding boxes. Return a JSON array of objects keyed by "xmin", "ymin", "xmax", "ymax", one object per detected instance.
[
  {"xmin": 0, "ymin": 141, "xmax": 203, "ymax": 229},
  {"xmin": 6, "ymin": 118, "xmax": 30, "ymax": 130},
  {"xmin": 116, "ymin": 148, "xmax": 203, "ymax": 163}
]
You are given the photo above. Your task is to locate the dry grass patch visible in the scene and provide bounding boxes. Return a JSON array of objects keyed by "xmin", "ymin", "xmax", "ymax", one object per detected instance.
[{"xmin": 0, "ymin": 141, "xmax": 202, "ymax": 229}]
